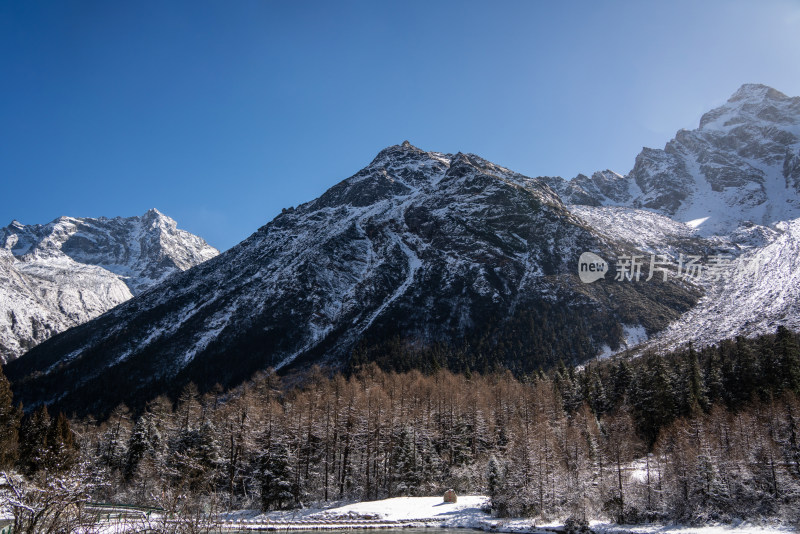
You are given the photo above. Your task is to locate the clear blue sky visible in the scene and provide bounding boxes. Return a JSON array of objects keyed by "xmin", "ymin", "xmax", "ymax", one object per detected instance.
[{"xmin": 2, "ymin": 1, "xmax": 799, "ymax": 251}]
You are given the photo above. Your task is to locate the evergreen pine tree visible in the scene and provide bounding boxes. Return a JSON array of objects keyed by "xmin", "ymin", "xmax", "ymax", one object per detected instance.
[
  {"xmin": 125, "ymin": 412, "xmax": 159, "ymax": 481},
  {"xmin": 732, "ymin": 337, "xmax": 760, "ymax": 404},
  {"xmin": 487, "ymin": 454, "xmax": 504, "ymax": 499},
  {"xmin": 632, "ymin": 354, "xmax": 677, "ymax": 446},
  {"xmin": 776, "ymin": 326, "xmax": 800, "ymax": 394},
  {"xmin": 685, "ymin": 345, "xmax": 708, "ymax": 415},
  {"xmin": 391, "ymin": 425, "xmax": 420, "ymax": 496},
  {"xmin": 169, "ymin": 421, "xmax": 220, "ymax": 491},
  {"xmin": 259, "ymin": 441, "xmax": 298, "ymax": 510},
  {"xmin": 18, "ymin": 405, "xmax": 50, "ymax": 475},
  {"xmin": 703, "ymin": 350, "xmax": 725, "ymax": 406},
  {"xmin": 487, "ymin": 454, "xmax": 510, "ymax": 516},
  {"xmin": 0, "ymin": 365, "xmax": 20, "ymax": 469},
  {"xmin": 44, "ymin": 411, "xmax": 78, "ymax": 472}
]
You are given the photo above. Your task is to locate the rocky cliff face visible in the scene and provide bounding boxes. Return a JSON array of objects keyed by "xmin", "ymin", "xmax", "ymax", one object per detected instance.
[{"xmin": 0, "ymin": 209, "xmax": 218, "ymax": 362}]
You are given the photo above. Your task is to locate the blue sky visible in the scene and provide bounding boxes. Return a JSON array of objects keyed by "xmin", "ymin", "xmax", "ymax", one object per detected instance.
[{"xmin": 2, "ymin": 1, "xmax": 799, "ymax": 251}]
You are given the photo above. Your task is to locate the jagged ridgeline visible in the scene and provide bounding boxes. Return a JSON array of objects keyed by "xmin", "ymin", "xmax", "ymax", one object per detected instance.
[
  {"xmin": 6, "ymin": 143, "xmax": 696, "ymax": 416},
  {"xmin": 545, "ymin": 84, "xmax": 800, "ymax": 234},
  {"xmin": 0, "ymin": 209, "xmax": 219, "ymax": 363}
]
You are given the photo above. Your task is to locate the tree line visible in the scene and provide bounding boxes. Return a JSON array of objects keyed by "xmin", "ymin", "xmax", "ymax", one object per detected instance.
[{"xmin": 1, "ymin": 326, "xmax": 799, "ymax": 530}]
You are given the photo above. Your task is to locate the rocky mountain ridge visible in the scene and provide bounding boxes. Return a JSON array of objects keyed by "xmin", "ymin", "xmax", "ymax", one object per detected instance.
[
  {"xmin": 0, "ymin": 209, "xmax": 218, "ymax": 362},
  {"xmin": 546, "ymin": 84, "xmax": 800, "ymax": 235}
]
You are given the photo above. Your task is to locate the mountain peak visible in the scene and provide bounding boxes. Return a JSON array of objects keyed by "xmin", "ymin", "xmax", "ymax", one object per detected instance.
[
  {"xmin": 550, "ymin": 83, "xmax": 800, "ymax": 232},
  {"xmin": 141, "ymin": 207, "xmax": 176, "ymax": 229},
  {"xmin": 728, "ymin": 83, "xmax": 788, "ymax": 103},
  {"xmin": 366, "ymin": 142, "xmax": 451, "ymax": 173},
  {"xmin": 0, "ymin": 210, "xmax": 219, "ymax": 363},
  {"xmin": 592, "ymin": 169, "xmax": 625, "ymax": 180},
  {"xmin": 698, "ymin": 83, "xmax": 799, "ymax": 131},
  {"xmin": 142, "ymin": 207, "xmax": 168, "ymax": 220},
  {"xmin": 374, "ymin": 140, "xmax": 422, "ymax": 157}
]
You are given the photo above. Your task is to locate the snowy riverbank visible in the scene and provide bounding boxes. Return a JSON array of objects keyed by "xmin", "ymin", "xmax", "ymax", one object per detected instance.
[
  {"xmin": 214, "ymin": 495, "xmax": 493, "ymax": 531},
  {"xmin": 214, "ymin": 496, "xmax": 795, "ymax": 534},
  {"xmin": 591, "ymin": 521, "xmax": 797, "ymax": 534},
  {"xmin": 13, "ymin": 494, "xmax": 794, "ymax": 533}
]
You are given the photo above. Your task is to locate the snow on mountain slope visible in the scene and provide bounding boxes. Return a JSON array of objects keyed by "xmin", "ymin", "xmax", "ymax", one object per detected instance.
[
  {"xmin": 2, "ymin": 208, "xmax": 218, "ymax": 294},
  {"xmin": 551, "ymin": 84, "xmax": 800, "ymax": 235},
  {"xmin": 0, "ymin": 209, "xmax": 218, "ymax": 362},
  {"xmin": 5, "ymin": 142, "xmax": 697, "ymax": 415},
  {"xmin": 0, "ymin": 248, "xmax": 132, "ymax": 361},
  {"xmin": 568, "ymin": 203, "xmax": 800, "ymax": 354},
  {"xmin": 544, "ymin": 170, "xmax": 643, "ymax": 208},
  {"xmin": 568, "ymin": 205, "xmax": 701, "ymax": 256},
  {"xmin": 546, "ymin": 85, "xmax": 800, "ymax": 354},
  {"xmin": 643, "ymin": 218, "xmax": 800, "ymax": 352}
]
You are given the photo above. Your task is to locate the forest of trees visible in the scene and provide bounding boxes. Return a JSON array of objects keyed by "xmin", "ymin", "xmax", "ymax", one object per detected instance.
[{"xmin": 1, "ymin": 326, "xmax": 800, "ymax": 531}]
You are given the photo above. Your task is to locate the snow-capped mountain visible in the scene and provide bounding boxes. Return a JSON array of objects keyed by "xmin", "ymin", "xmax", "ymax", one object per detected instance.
[
  {"xmin": 8, "ymin": 84, "xmax": 800, "ymax": 416},
  {"xmin": 548, "ymin": 84, "xmax": 800, "ymax": 235},
  {"xmin": 0, "ymin": 209, "xmax": 218, "ymax": 362},
  {"xmin": 546, "ymin": 84, "xmax": 800, "ymax": 352},
  {"xmin": 5, "ymin": 142, "xmax": 696, "ymax": 415}
]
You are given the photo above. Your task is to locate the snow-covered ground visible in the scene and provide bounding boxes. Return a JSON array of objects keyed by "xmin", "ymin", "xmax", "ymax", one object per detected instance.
[
  {"xmin": 592, "ymin": 521, "xmax": 796, "ymax": 534},
  {"xmin": 18, "ymin": 494, "xmax": 794, "ymax": 533},
  {"xmin": 314, "ymin": 498, "xmax": 794, "ymax": 534},
  {"xmin": 315, "ymin": 495, "xmax": 490, "ymax": 524}
]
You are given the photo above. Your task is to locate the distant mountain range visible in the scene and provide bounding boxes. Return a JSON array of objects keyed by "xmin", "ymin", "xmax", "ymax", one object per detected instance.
[
  {"xmin": 0, "ymin": 209, "xmax": 218, "ymax": 362},
  {"xmin": 545, "ymin": 83, "xmax": 800, "ymax": 232},
  {"xmin": 548, "ymin": 83, "xmax": 800, "ymax": 352},
  {"xmin": 6, "ymin": 83, "xmax": 800, "ymax": 416}
]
